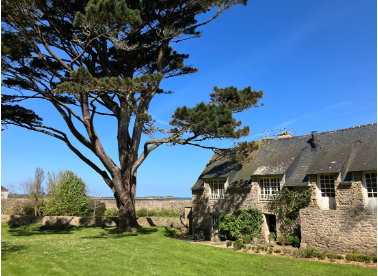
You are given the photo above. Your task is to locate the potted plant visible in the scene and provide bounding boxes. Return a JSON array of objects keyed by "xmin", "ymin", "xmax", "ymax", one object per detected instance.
[
  {"xmin": 251, "ymin": 231, "xmax": 259, "ymax": 242},
  {"xmin": 268, "ymin": 232, "xmax": 276, "ymax": 243}
]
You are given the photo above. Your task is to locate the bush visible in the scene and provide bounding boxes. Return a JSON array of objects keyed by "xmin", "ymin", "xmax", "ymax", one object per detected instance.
[
  {"xmin": 282, "ymin": 248, "xmax": 291, "ymax": 255},
  {"xmin": 226, "ymin": 241, "xmax": 232, "ymax": 248},
  {"xmin": 41, "ymin": 171, "xmax": 89, "ymax": 216},
  {"xmin": 214, "ymin": 208, "xmax": 263, "ymax": 240},
  {"xmin": 105, "ymin": 207, "xmax": 119, "ymax": 217},
  {"xmin": 345, "ymin": 253, "xmax": 372, "ymax": 263},
  {"xmin": 372, "ymin": 256, "xmax": 377, "ymax": 263},
  {"xmin": 23, "ymin": 203, "xmax": 35, "ymax": 215},
  {"xmin": 276, "ymin": 235, "xmax": 285, "ymax": 245},
  {"xmin": 274, "ymin": 249, "xmax": 281, "ymax": 254},
  {"xmin": 286, "ymin": 235, "xmax": 300, "ymax": 248},
  {"xmin": 268, "ymin": 248, "xmax": 273, "ymax": 254},
  {"xmin": 326, "ymin": 253, "xmax": 344, "ymax": 260},
  {"xmin": 243, "ymin": 235, "xmax": 251, "ymax": 244},
  {"xmin": 314, "ymin": 251, "xmax": 327, "ymax": 260},
  {"xmin": 136, "ymin": 208, "xmax": 148, "ymax": 217},
  {"xmin": 233, "ymin": 240, "xmax": 245, "ymax": 250},
  {"xmin": 296, "ymin": 248, "xmax": 316, "ymax": 258},
  {"xmin": 1, "ymin": 222, "xmax": 18, "ymax": 229},
  {"xmin": 19, "ymin": 223, "xmax": 43, "ymax": 231}
]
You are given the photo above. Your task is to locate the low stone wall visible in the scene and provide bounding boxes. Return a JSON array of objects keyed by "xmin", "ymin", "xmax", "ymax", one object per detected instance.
[
  {"xmin": 101, "ymin": 198, "xmax": 192, "ymax": 212},
  {"xmin": 1, "ymin": 198, "xmax": 192, "ymax": 214},
  {"xmin": 300, "ymin": 208, "xmax": 377, "ymax": 255},
  {"xmin": 1, "ymin": 215, "xmax": 189, "ymax": 233}
]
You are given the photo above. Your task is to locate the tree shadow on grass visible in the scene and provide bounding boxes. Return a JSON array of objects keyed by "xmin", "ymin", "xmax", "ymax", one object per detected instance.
[
  {"xmin": 80, "ymin": 226, "xmax": 159, "ymax": 240},
  {"xmin": 1, "ymin": 241, "xmax": 28, "ymax": 260},
  {"xmin": 5, "ymin": 225, "xmax": 82, "ymax": 237}
]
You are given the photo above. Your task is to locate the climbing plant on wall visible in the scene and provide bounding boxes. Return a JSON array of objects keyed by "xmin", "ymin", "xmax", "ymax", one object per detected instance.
[{"xmin": 267, "ymin": 187, "xmax": 312, "ymax": 235}]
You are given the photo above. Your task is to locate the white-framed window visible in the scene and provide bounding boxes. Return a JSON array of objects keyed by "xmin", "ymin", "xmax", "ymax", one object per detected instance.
[
  {"xmin": 209, "ymin": 179, "xmax": 225, "ymax": 199},
  {"xmin": 364, "ymin": 172, "xmax": 377, "ymax": 198},
  {"xmin": 259, "ymin": 177, "xmax": 280, "ymax": 201},
  {"xmin": 211, "ymin": 214, "xmax": 220, "ymax": 233},
  {"xmin": 362, "ymin": 171, "xmax": 377, "ymax": 212},
  {"xmin": 319, "ymin": 174, "xmax": 335, "ymax": 197}
]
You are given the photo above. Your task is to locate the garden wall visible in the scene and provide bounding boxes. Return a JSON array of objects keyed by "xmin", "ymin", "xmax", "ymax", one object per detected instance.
[
  {"xmin": 101, "ymin": 198, "xmax": 192, "ymax": 212},
  {"xmin": 300, "ymin": 208, "xmax": 377, "ymax": 255},
  {"xmin": 1, "ymin": 215, "xmax": 190, "ymax": 233},
  {"xmin": 1, "ymin": 198, "xmax": 192, "ymax": 214}
]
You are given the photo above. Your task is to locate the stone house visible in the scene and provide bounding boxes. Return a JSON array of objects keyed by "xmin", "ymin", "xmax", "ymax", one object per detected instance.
[
  {"xmin": 191, "ymin": 124, "xmax": 377, "ymax": 254},
  {"xmin": 1, "ymin": 186, "xmax": 9, "ymax": 199}
]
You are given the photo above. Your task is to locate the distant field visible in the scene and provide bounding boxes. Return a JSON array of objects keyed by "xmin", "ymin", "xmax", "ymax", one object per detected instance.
[{"xmin": 2, "ymin": 226, "xmax": 376, "ymax": 276}]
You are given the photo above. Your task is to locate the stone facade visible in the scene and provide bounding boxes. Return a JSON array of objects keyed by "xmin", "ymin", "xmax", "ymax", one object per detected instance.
[
  {"xmin": 300, "ymin": 209, "xmax": 377, "ymax": 255},
  {"xmin": 192, "ymin": 177, "xmax": 284, "ymax": 241}
]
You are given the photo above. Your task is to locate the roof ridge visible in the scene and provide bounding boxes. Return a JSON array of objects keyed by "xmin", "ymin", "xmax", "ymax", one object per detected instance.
[{"xmin": 260, "ymin": 123, "xmax": 377, "ymax": 140}]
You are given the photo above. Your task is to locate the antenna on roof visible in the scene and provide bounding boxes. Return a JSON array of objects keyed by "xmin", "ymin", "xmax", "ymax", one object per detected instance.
[{"xmin": 261, "ymin": 127, "xmax": 294, "ymax": 139}]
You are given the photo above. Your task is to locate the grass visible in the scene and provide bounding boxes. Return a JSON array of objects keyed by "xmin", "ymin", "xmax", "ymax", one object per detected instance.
[{"xmin": 1, "ymin": 226, "xmax": 376, "ymax": 276}]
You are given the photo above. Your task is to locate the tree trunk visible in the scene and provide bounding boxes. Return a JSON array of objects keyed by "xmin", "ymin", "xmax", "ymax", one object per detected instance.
[{"xmin": 114, "ymin": 175, "xmax": 139, "ymax": 231}]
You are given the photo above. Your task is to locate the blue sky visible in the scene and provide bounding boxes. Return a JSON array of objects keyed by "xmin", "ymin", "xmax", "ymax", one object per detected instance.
[{"xmin": 1, "ymin": 0, "xmax": 377, "ymax": 198}]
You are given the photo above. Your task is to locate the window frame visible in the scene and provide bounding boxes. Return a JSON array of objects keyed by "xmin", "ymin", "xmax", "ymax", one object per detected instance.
[
  {"xmin": 259, "ymin": 176, "xmax": 280, "ymax": 201},
  {"xmin": 318, "ymin": 174, "xmax": 336, "ymax": 198},
  {"xmin": 209, "ymin": 179, "xmax": 226, "ymax": 199},
  {"xmin": 363, "ymin": 171, "xmax": 377, "ymax": 198}
]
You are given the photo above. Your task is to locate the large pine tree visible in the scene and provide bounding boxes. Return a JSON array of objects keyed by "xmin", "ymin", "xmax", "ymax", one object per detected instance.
[{"xmin": 1, "ymin": 0, "xmax": 263, "ymax": 230}]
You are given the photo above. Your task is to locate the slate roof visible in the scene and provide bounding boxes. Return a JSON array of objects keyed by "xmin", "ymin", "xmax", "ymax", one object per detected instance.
[
  {"xmin": 192, "ymin": 124, "xmax": 377, "ymax": 190},
  {"xmin": 1, "ymin": 186, "xmax": 9, "ymax": 192}
]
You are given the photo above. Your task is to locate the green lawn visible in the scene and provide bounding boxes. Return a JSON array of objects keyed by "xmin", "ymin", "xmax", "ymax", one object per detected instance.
[{"xmin": 1, "ymin": 226, "xmax": 376, "ymax": 276}]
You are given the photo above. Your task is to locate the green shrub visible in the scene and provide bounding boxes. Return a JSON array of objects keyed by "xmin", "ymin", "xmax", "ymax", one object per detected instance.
[
  {"xmin": 214, "ymin": 208, "xmax": 263, "ymax": 240},
  {"xmin": 148, "ymin": 209, "xmax": 158, "ymax": 216},
  {"xmin": 268, "ymin": 248, "xmax": 273, "ymax": 254},
  {"xmin": 41, "ymin": 171, "xmax": 89, "ymax": 216},
  {"xmin": 274, "ymin": 249, "xmax": 281, "ymax": 253},
  {"xmin": 159, "ymin": 208, "xmax": 171, "ymax": 216},
  {"xmin": 233, "ymin": 240, "xmax": 245, "ymax": 250},
  {"xmin": 372, "ymin": 256, "xmax": 377, "ymax": 263},
  {"xmin": 1, "ymin": 222, "xmax": 18, "ymax": 229},
  {"xmin": 345, "ymin": 253, "xmax": 371, "ymax": 263},
  {"xmin": 296, "ymin": 248, "xmax": 316, "ymax": 258},
  {"xmin": 105, "ymin": 207, "xmax": 119, "ymax": 217},
  {"xmin": 19, "ymin": 223, "xmax": 43, "ymax": 231},
  {"xmin": 136, "ymin": 208, "xmax": 148, "ymax": 217},
  {"xmin": 23, "ymin": 203, "xmax": 35, "ymax": 215},
  {"xmin": 226, "ymin": 241, "xmax": 232, "ymax": 248},
  {"xmin": 314, "ymin": 251, "xmax": 327, "ymax": 260},
  {"xmin": 326, "ymin": 253, "xmax": 344, "ymax": 260},
  {"xmin": 282, "ymin": 248, "xmax": 291, "ymax": 255},
  {"xmin": 276, "ymin": 235, "xmax": 285, "ymax": 245},
  {"xmin": 286, "ymin": 235, "xmax": 300, "ymax": 247},
  {"xmin": 243, "ymin": 235, "xmax": 251, "ymax": 244},
  {"xmin": 268, "ymin": 232, "xmax": 276, "ymax": 238}
]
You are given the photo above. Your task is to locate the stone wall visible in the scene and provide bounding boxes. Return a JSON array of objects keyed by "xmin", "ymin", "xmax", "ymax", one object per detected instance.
[
  {"xmin": 1, "ymin": 198, "xmax": 30, "ymax": 214},
  {"xmin": 1, "ymin": 198, "xmax": 192, "ymax": 214},
  {"xmin": 1, "ymin": 215, "xmax": 189, "ymax": 233},
  {"xmin": 86, "ymin": 198, "xmax": 191, "ymax": 212},
  {"xmin": 300, "ymin": 208, "xmax": 377, "ymax": 255}
]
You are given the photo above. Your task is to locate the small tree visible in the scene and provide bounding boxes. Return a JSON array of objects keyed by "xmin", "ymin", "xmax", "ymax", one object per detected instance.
[
  {"xmin": 42, "ymin": 170, "xmax": 89, "ymax": 216},
  {"xmin": 20, "ymin": 167, "xmax": 45, "ymax": 216},
  {"xmin": 87, "ymin": 190, "xmax": 106, "ymax": 217}
]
